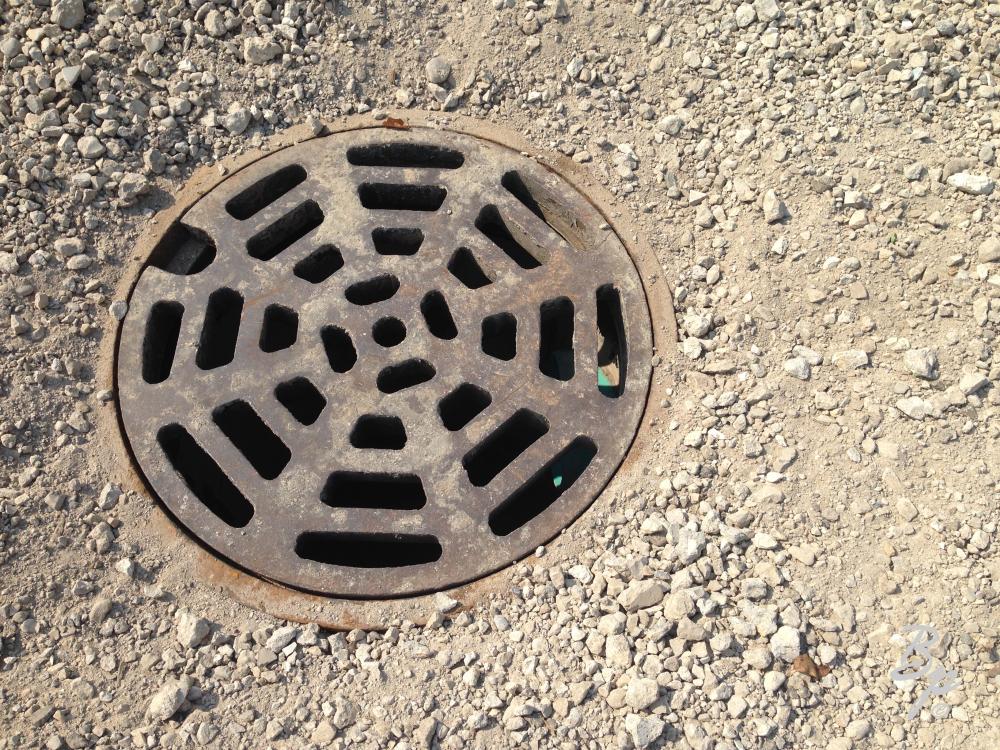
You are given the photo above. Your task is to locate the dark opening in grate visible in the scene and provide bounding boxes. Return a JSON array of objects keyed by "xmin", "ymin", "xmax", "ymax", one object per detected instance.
[
  {"xmin": 539, "ymin": 297, "xmax": 575, "ymax": 381},
  {"xmin": 372, "ymin": 317, "xmax": 406, "ymax": 347},
  {"xmin": 372, "ymin": 227, "xmax": 424, "ymax": 256},
  {"xmin": 438, "ymin": 383, "xmax": 492, "ymax": 431},
  {"xmin": 347, "ymin": 143, "xmax": 465, "ymax": 169},
  {"xmin": 212, "ymin": 399, "xmax": 290, "ymax": 479},
  {"xmin": 377, "ymin": 358, "xmax": 436, "ymax": 394},
  {"xmin": 358, "ymin": 183, "xmax": 447, "ymax": 212},
  {"xmin": 345, "ymin": 274, "xmax": 400, "ymax": 305},
  {"xmin": 196, "ymin": 288, "xmax": 243, "ymax": 370},
  {"xmin": 321, "ymin": 471, "xmax": 427, "ymax": 510},
  {"xmin": 448, "ymin": 247, "xmax": 492, "ymax": 289},
  {"xmin": 226, "ymin": 164, "xmax": 307, "ymax": 220},
  {"xmin": 259, "ymin": 304, "xmax": 298, "ymax": 353},
  {"xmin": 489, "ymin": 437, "xmax": 597, "ymax": 536},
  {"xmin": 421, "ymin": 290, "xmax": 457, "ymax": 340},
  {"xmin": 321, "ymin": 325, "xmax": 357, "ymax": 373},
  {"xmin": 482, "ymin": 312, "xmax": 517, "ymax": 361},
  {"xmin": 294, "ymin": 245, "xmax": 343, "ymax": 284},
  {"xmin": 275, "ymin": 377, "xmax": 326, "ymax": 425},
  {"xmin": 142, "ymin": 301, "xmax": 183, "ymax": 384},
  {"xmin": 247, "ymin": 200, "xmax": 324, "ymax": 261},
  {"xmin": 463, "ymin": 409, "xmax": 549, "ymax": 487},
  {"xmin": 148, "ymin": 223, "xmax": 216, "ymax": 275},
  {"xmin": 157, "ymin": 424, "xmax": 253, "ymax": 528},
  {"xmin": 296, "ymin": 531, "xmax": 442, "ymax": 568},
  {"xmin": 476, "ymin": 205, "xmax": 543, "ymax": 269},
  {"xmin": 350, "ymin": 415, "xmax": 407, "ymax": 450}
]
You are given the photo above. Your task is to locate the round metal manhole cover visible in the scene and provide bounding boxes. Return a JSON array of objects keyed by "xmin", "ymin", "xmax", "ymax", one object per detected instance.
[{"xmin": 116, "ymin": 124, "xmax": 654, "ymax": 598}]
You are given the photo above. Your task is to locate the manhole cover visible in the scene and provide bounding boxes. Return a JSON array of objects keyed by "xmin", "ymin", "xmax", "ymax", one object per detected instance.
[{"xmin": 116, "ymin": 124, "xmax": 654, "ymax": 598}]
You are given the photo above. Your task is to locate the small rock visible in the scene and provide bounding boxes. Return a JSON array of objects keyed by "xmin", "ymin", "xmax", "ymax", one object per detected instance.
[
  {"xmin": 624, "ymin": 714, "xmax": 664, "ymax": 748},
  {"xmin": 896, "ymin": 396, "xmax": 932, "ymax": 420},
  {"xmin": 243, "ymin": 37, "xmax": 282, "ymax": 65},
  {"xmin": 978, "ymin": 238, "xmax": 1000, "ymax": 263},
  {"xmin": 425, "ymin": 56, "xmax": 451, "ymax": 84},
  {"xmin": 147, "ymin": 680, "xmax": 188, "ymax": 722},
  {"xmin": 903, "ymin": 348, "xmax": 938, "ymax": 380},
  {"xmin": 762, "ymin": 190, "xmax": 788, "ymax": 223},
  {"xmin": 204, "ymin": 10, "xmax": 227, "ymax": 37},
  {"xmin": 770, "ymin": 626, "xmax": 802, "ymax": 662},
  {"xmin": 265, "ymin": 625, "xmax": 299, "ymax": 651},
  {"xmin": 832, "ymin": 350, "xmax": 869, "ymax": 370},
  {"xmin": 947, "ymin": 172, "xmax": 994, "ymax": 196},
  {"xmin": 176, "ymin": 611, "xmax": 210, "ymax": 648},
  {"xmin": 222, "ymin": 106, "xmax": 251, "ymax": 135},
  {"xmin": 77, "ymin": 136, "xmax": 106, "ymax": 159},
  {"xmin": 51, "ymin": 0, "xmax": 85, "ymax": 29},
  {"xmin": 618, "ymin": 580, "xmax": 665, "ymax": 612},
  {"xmin": 625, "ymin": 678, "xmax": 659, "ymax": 710},
  {"xmin": 958, "ymin": 372, "xmax": 989, "ymax": 395},
  {"xmin": 783, "ymin": 357, "xmax": 811, "ymax": 380}
]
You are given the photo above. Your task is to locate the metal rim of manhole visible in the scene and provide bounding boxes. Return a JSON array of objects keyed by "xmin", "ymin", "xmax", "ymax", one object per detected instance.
[{"xmin": 111, "ymin": 114, "xmax": 674, "ymax": 611}]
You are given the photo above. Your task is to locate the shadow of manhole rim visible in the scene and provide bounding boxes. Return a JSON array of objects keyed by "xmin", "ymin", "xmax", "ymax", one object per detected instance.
[{"xmin": 111, "ymin": 116, "xmax": 671, "ymax": 606}]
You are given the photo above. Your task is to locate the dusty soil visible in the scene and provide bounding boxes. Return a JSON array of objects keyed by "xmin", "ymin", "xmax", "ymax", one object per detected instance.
[{"xmin": 1, "ymin": 1, "xmax": 998, "ymax": 749}]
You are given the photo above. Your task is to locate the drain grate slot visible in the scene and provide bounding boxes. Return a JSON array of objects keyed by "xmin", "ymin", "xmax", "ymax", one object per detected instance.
[
  {"xmin": 259, "ymin": 304, "xmax": 298, "ymax": 353},
  {"xmin": 596, "ymin": 284, "xmax": 626, "ymax": 397},
  {"xmin": 372, "ymin": 317, "xmax": 406, "ymax": 347},
  {"xmin": 321, "ymin": 326, "xmax": 357, "ymax": 373},
  {"xmin": 448, "ymin": 247, "xmax": 492, "ymax": 289},
  {"xmin": 438, "ymin": 384, "xmax": 492, "ymax": 431},
  {"xmin": 481, "ymin": 312, "xmax": 516, "ymax": 361},
  {"xmin": 372, "ymin": 227, "xmax": 423, "ymax": 256},
  {"xmin": 463, "ymin": 409, "xmax": 548, "ymax": 487},
  {"xmin": 358, "ymin": 183, "xmax": 446, "ymax": 212},
  {"xmin": 212, "ymin": 400, "xmax": 290, "ymax": 480},
  {"xmin": 350, "ymin": 415, "xmax": 407, "ymax": 450},
  {"xmin": 347, "ymin": 143, "xmax": 465, "ymax": 169},
  {"xmin": 196, "ymin": 288, "xmax": 243, "ymax": 370},
  {"xmin": 421, "ymin": 290, "xmax": 457, "ymax": 340},
  {"xmin": 475, "ymin": 205, "xmax": 542, "ymax": 269},
  {"xmin": 539, "ymin": 297, "xmax": 575, "ymax": 381},
  {"xmin": 377, "ymin": 358, "xmax": 436, "ymax": 394},
  {"xmin": 294, "ymin": 245, "xmax": 343, "ymax": 284},
  {"xmin": 275, "ymin": 377, "xmax": 326, "ymax": 425},
  {"xmin": 489, "ymin": 436, "xmax": 597, "ymax": 536},
  {"xmin": 142, "ymin": 301, "xmax": 184, "ymax": 384},
  {"xmin": 501, "ymin": 170, "xmax": 545, "ymax": 222},
  {"xmin": 321, "ymin": 471, "xmax": 427, "ymax": 509},
  {"xmin": 345, "ymin": 274, "xmax": 400, "ymax": 305},
  {"xmin": 296, "ymin": 531, "xmax": 441, "ymax": 568},
  {"xmin": 226, "ymin": 164, "xmax": 307, "ymax": 220},
  {"xmin": 148, "ymin": 223, "xmax": 216, "ymax": 275},
  {"xmin": 158, "ymin": 424, "xmax": 253, "ymax": 527},
  {"xmin": 247, "ymin": 200, "xmax": 324, "ymax": 261}
]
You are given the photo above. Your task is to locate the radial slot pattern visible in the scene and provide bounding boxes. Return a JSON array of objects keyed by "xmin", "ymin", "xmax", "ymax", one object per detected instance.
[{"xmin": 116, "ymin": 127, "xmax": 653, "ymax": 598}]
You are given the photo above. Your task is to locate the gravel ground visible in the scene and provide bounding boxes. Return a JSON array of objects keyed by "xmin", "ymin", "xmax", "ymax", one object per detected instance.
[{"xmin": 1, "ymin": 1, "xmax": 999, "ymax": 749}]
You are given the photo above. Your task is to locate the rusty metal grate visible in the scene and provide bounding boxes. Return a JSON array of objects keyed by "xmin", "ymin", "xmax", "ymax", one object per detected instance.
[{"xmin": 116, "ymin": 126, "xmax": 653, "ymax": 598}]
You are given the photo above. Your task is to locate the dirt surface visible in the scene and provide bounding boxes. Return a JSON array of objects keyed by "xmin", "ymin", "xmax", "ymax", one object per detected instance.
[{"xmin": 1, "ymin": 1, "xmax": 998, "ymax": 749}]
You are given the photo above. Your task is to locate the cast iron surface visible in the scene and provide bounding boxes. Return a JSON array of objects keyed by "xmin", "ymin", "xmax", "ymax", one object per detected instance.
[{"xmin": 117, "ymin": 126, "xmax": 653, "ymax": 598}]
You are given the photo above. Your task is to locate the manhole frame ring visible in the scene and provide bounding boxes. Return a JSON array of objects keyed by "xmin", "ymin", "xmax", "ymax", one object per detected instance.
[{"xmin": 98, "ymin": 112, "xmax": 678, "ymax": 629}]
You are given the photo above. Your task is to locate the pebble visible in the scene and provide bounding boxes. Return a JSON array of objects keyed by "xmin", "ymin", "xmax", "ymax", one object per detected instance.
[
  {"xmin": 903, "ymin": 348, "xmax": 938, "ymax": 380},
  {"xmin": 947, "ymin": 172, "xmax": 994, "ymax": 195},
  {"xmin": 425, "ymin": 56, "xmax": 451, "ymax": 84},
  {"xmin": 243, "ymin": 37, "xmax": 282, "ymax": 65},
  {"xmin": 762, "ymin": 190, "xmax": 788, "ymax": 223},
  {"xmin": 51, "ymin": 0, "xmax": 85, "ymax": 29},
  {"xmin": 783, "ymin": 357, "xmax": 811, "ymax": 380},
  {"xmin": 147, "ymin": 679, "xmax": 189, "ymax": 722},
  {"xmin": 624, "ymin": 715, "xmax": 664, "ymax": 748},
  {"xmin": 176, "ymin": 611, "xmax": 211, "ymax": 648},
  {"xmin": 769, "ymin": 626, "xmax": 802, "ymax": 662},
  {"xmin": 77, "ymin": 136, "xmax": 106, "ymax": 159}
]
